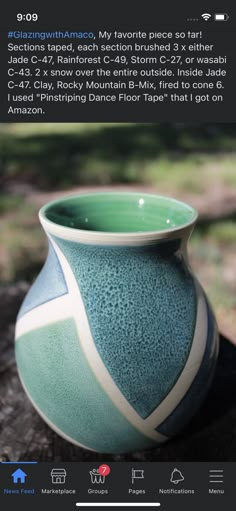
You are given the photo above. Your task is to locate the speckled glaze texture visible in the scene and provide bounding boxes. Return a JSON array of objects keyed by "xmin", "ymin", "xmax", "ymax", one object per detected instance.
[
  {"xmin": 15, "ymin": 193, "xmax": 219, "ymax": 453},
  {"xmin": 54, "ymin": 237, "xmax": 196, "ymax": 418}
]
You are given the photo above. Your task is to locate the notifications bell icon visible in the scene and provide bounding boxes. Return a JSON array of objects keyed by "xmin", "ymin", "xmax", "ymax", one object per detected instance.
[{"xmin": 170, "ymin": 468, "xmax": 184, "ymax": 484}]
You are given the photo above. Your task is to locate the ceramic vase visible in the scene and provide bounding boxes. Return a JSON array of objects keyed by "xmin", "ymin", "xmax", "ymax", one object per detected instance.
[{"xmin": 15, "ymin": 192, "xmax": 219, "ymax": 453}]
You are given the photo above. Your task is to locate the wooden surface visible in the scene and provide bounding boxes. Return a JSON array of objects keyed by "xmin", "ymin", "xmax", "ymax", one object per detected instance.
[{"xmin": 1, "ymin": 284, "xmax": 236, "ymax": 462}]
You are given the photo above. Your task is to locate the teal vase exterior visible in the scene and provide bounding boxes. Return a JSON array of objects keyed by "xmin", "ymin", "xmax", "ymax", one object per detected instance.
[{"xmin": 15, "ymin": 193, "xmax": 219, "ymax": 453}]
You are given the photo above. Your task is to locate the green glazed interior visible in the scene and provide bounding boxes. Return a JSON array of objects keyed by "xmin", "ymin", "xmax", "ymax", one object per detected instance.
[{"xmin": 41, "ymin": 193, "xmax": 197, "ymax": 233}]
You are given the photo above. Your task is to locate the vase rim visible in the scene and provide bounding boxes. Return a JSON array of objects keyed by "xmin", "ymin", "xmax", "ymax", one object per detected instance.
[{"xmin": 39, "ymin": 191, "xmax": 198, "ymax": 246}]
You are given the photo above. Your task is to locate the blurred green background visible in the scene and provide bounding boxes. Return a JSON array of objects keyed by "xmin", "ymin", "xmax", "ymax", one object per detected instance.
[{"xmin": 0, "ymin": 122, "xmax": 235, "ymax": 340}]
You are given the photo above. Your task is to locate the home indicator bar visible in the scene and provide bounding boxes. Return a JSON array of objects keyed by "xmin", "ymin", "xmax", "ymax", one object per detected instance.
[{"xmin": 76, "ymin": 504, "xmax": 161, "ymax": 507}]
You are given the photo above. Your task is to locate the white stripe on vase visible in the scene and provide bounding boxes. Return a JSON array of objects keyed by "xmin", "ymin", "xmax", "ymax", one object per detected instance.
[
  {"xmin": 15, "ymin": 295, "xmax": 72, "ymax": 339},
  {"xmin": 144, "ymin": 278, "xmax": 209, "ymax": 429}
]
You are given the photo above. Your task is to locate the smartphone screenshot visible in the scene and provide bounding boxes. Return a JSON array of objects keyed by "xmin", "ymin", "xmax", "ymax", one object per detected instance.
[{"xmin": 0, "ymin": 1, "xmax": 235, "ymax": 510}]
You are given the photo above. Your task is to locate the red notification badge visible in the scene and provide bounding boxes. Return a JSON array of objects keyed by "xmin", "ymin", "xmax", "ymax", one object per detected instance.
[{"xmin": 98, "ymin": 464, "xmax": 111, "ymax": 476}]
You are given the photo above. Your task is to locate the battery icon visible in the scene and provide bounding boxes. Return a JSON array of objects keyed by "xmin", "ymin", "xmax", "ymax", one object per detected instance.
[{"xmin": 214, "ymin": 13, "xmax": 229, "ymax": 21}]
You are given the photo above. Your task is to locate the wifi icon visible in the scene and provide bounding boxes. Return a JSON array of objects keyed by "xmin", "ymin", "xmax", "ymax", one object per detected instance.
[{"xmin": 201, "ymin": 13, "xmax": 211, "ymax": 21}]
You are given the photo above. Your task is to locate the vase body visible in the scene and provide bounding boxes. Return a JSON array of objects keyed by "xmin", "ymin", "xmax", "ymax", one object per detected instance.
[{"xmin": 15, "ymin": 193, "xmax": 219, "ymax": 453}]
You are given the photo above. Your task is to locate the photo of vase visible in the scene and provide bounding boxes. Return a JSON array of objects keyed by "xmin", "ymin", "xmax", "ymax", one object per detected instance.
[{"xmin": 15, "ymin": 192, "xmax": 219, "ymax": 453}]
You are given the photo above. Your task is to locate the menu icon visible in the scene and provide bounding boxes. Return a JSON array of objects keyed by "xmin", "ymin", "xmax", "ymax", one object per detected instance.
[{"xmin": 209, "ymin": 469, "xmax": 224, "ymax": 484}]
